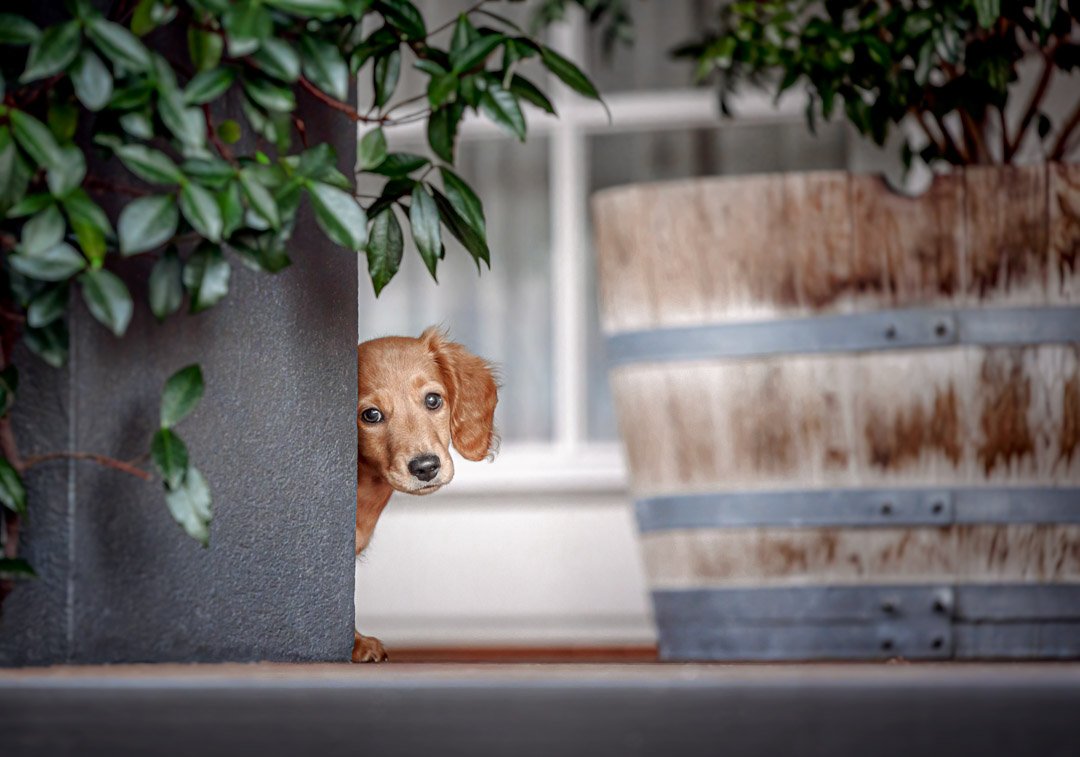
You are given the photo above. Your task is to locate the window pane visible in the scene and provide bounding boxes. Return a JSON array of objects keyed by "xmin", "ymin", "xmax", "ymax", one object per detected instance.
[
  {"xmin": 358, "ymin": 137, "xmax": 553, "ymax": 442},
  {"xmin": 586, "ymin": 0, "xmax": 724, "ymax": 93},
  {"xmin": 584, "ymin": 122, "xmax": 851, "ymax": 440}
]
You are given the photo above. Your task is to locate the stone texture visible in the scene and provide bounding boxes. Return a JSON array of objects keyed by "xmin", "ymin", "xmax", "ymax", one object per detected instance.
[{"xmin": 0, "ymin": 91, "xmax": 357, "ymax": 664}]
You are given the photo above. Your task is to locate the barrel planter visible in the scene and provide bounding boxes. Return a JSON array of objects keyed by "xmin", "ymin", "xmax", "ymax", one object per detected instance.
[{"xmin": 592, "ymin": 164, "xmax": 1080, "ymax": 661}]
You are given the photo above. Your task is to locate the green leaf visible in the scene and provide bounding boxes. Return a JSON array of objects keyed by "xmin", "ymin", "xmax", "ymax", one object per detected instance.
[
  {"xmin": 439, "ymin": 167, "xmax": 485, "ymax": 236},
  {"xmin": 229, "ymin": 231, "xmax": 291, "ymax": 273},
  {"xmin": 24, "ymin": 319, "xmax": 68, "ymax": 368},
  {"xmin": 115, "ymin": 144, "xmax": 184, "ymax": 184},
  {"xmin": 373, "ymin": 47, "xmax": 401, "ymax": 108},
  {"xmin": 431, "ymin": 186, "xmax": 489, "ymax": 269},
  {"xmin": 251, "ymin": 37, "xmax": 301, "ymax": 81},
  {"xmin": 366, "ymin": 207, "xmax": 403, "ymax": 295},
  {"xmin": 70, "ymin": 49, "xmax": 113, "ymax": 111},
  {"xmin": 539, "ymin": 45, "xmax": 608, "ymax": 118},
  {"xmin": 243, "ymin": 76, "xmax": 297, "ymax": 112},
  {"xmin": 47, "ymin": 145, "xmax": 86, "ymax": 199},
  {"xmin": 160, "ymin": 364, "xmax": 204, "ymax": 428},
  {"xmin": 80, "ymin": 268, "xmax": 133, "ymax": 337},
  {"xmin": 370, "ymin": 152, "xmax": 428, "ymax": 177},
  {"xmin": 451, "ymin": 13, "xmax": 477, "ymax": 54},
  {"xmin": 266, "ymin": 0, "xmax": 348, "ymax": 16},
  {"xmin": 379, "ymin": 0, "xmax": 426, "ymax": 39},
  {"xmin": 308, "ymin": 181, "xmax": 368, "ymax": 250},
  {"xmin": 20, "ymin": 20, "xmax": 81, "ymax": 83},
  {"xmin": 120, "ymin": 111, "xmax": 155, "ymax": 139},
  {"xmin": 409, "ymin": 185, "xmax": 440, "ymax": 280},
  {"xmin": 218, "ymin": 119, "xmax": 241, "ymax": 144},
  {"xmin": 427, "ymin": 72, "xmax": 458, "ymax": 109},
  {"xmin": 163, "ymin": 466, "xmax": 211, "ymax": 546},
  {"xmin": 223, "ymin": 0, "xmax": 272, "ymax": 57},
  {"xmin": 0, "ymin": 557, "xmax": 36, "ymax": 578},
  {"xmin": 0, "ymin": 458, "xmax": 27, "ymax": 514},
  {"xmin": 218, "ymin": 181, "xmax": 243, "ymax": 237},
  {"xmin": 0, "ymin": 15, "xmax": 41, "ymax": 45},
  {"xmin": 184, "ymin": 68, "xmax": 237, "ymax": 105},
  {"xmin": 149, "ymin": 247, "xmax": 184, "ymax": 320},
  {"xmin": 118, "ymin": 195, "xmax": 179, "ymax": 255},
  {"xmin": 508, "ymin": 74, "xmax": 555, "ymax": 115},
  {"xmin": 480, "ymin": 83, "xmax": 526, "ymax": 141},
  {"xmin": 188, "ymin": 26, "xmax": 224, "ymax": 72},
  {"xmin": 183, "ymin": 242, "xmax": 231, "ymax": 312},
  {"xmin": 239, "ymin": 170, "xmax": 280, "ymax": 228},
  {"xmin": 9, "ymin": 244, "xmax": 87, "ymax": 281},
  {"xmin": 0, "ymin": 127, "xmax": 30, "ymax": 216},
  {"xmin": 21, "ymin": 205, "xmax": 65, "ymax": 256},
  {"xmin": 450, "ymin": 33, "xmax": 505, "ymax": 74},
  {"xmin": 427, "ymin": 105, "xmax": 461, "ymax": 163},
  {"xmin": 357, "ymin": 127, "xmax": 388, "ymax": 170},
  {"xmin": 10, "ymin": 110, "xmax": 63, "ymax": 169},
  {"xmin": 151, "ymin": 427, "xmax": 189, "ymax": 490},
  {"xmin": 86, "ymin": 17, "xmax": 153, "ymax": 72},
  {"xmin": 300, "ymin": 34, "xmax": 348, "ymax": 101},
  {"xmin": 182, "ymin": 158, "xmax": 237, "ymax": 188},
  {"xmin": 62, "ymin": 189, "xmax": 113, "ymax": 265},
  {"xmin": 180, "ymin": 181, "xmax": 224, "ymax": 242},
  {"xmin": 7, "ymin": 193, "xmax": 53, "ymax": 220},
  {"xmin": 28, "ymin": 283, "xmax": 68, "ymax": 328}
]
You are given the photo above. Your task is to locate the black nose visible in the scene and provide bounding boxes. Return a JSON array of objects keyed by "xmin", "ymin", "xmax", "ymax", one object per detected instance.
[{"xmin": 407, "ymin": 454, "xmax": 441, "ymax": 482}]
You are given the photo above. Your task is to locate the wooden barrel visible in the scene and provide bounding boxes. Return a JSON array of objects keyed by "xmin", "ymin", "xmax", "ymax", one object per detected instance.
[{"xmin": 592, "ymin": 165, "xmax": 1080, "ymax": 660}]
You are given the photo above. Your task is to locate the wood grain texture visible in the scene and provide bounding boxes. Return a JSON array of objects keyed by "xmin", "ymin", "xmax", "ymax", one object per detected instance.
[
  {"xmin": 642, "ymin": 525, "xmax": 1080, "ymax": 588},
  {"xmin": 962, "ymin": 164, "xmax": 1048, "ymax": 305},
  {"xmin": 611, "ymin": 345, "xmax": 1080, "ymax": 496},
  {"xmin": 1049, "ymin": 162, "xmax": 1080, "ymax": 304}
]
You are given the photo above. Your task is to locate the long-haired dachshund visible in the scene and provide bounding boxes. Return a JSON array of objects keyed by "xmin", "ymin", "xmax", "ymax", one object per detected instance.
[{"xmin": 354, "ymin": 326, "xmax": 498, "ymax": 662}]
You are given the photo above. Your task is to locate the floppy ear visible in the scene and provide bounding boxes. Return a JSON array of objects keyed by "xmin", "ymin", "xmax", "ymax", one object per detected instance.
[{"xmin": 422, "ymin": 326, "xmax": 499, "ymax": 461}]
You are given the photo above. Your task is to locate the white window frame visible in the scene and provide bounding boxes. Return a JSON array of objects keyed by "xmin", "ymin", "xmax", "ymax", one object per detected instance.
[{"xmin": 364, "ymin": 11, "xmax": 811, "ymax": 496}]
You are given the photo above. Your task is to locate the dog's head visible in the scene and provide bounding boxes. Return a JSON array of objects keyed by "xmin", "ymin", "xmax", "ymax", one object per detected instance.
[{"xmin": 357, "ymin": 327, "xmax": 498, "ymax": 495}]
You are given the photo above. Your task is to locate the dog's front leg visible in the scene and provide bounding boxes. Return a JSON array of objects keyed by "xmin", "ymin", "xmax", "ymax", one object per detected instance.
[{"xmin": 352, "ymin": 630, "xmax": 389, "ymax": 663}]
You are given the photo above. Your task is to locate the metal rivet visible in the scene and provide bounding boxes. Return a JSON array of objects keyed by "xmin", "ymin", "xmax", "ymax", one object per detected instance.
[
  {"xmin": 881, "ymin": 600, "xmax": 896, "ymax": 614},
  {"xmin": 881, "ymin": 639, "xmax": 894, "ymax": 652},
  {"xmin": 881, "ymin": 501, "xmax": 894, "ymax": 516},
  {"xmin": 932, "ymin": 598, "xmax": 948, "ymax": 614},
  {"xmin": 884, "ymin": 325, "xmax": 898, "ymax": 340},
  {"xmin": 930, "ymin": 500, "xmax": 945, "ymax": 515},
  {"xmin": 934, "ymin": 322, "xmax": 949, "ymax": 338},
  {"xmin": 931, "ymin": 637, "xmax": 944, "ymax": 650}
]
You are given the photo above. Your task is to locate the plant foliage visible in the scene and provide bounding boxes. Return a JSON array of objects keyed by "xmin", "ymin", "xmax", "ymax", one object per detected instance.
[
  {"xmin": 676, "ymin": 0, "xmax": 1080, "ymax": 166},
  {"xmin": 0, "ymin": 0, "xmax": 603, "ymax": 569}
]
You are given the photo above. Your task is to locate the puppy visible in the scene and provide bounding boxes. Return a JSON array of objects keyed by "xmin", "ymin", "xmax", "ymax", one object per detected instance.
[{"xmin": 353, "ymin": 326, "xmax": 498, "ymax": 662}]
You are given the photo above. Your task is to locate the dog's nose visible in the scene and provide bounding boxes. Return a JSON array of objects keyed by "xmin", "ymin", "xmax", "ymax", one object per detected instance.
[{"xmin": 407, "ymin": 454, "xmax": 441, "ymax": 482}]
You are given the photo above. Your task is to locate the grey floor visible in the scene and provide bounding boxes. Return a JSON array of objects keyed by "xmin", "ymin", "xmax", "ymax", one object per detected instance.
[{"xmin": 3, "ymin": 663, "xmax": 1079, "ymax": 756}]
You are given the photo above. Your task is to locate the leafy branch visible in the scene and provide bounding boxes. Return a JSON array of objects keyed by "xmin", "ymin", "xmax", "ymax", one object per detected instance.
[{"xmin": 0, "ymin": 0, "xmax": 606, "ymax": 601}]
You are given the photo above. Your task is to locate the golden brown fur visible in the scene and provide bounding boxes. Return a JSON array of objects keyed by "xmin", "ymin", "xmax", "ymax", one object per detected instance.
[{"xmin": 353, "ymin": 326, "xmax": 498, "ymax": 662}]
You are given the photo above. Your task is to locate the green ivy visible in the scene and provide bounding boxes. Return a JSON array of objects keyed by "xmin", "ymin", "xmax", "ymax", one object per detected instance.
[{"xmin": 0, "ymin": 0, "xmax": 604, "ymax": 566}]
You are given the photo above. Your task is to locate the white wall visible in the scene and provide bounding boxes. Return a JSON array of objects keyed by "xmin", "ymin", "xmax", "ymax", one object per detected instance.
[{"xmin": 354, "ymin": 468, "xmax": 655, "ymax": 646}]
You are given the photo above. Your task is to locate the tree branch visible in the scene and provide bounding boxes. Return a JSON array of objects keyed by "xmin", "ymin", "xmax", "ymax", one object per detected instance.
[
  {"xmin": 22, "ymin": 452, "xmax": 153, "ymax": 481},
  {"xmin": 426, "ymin": 0, "xmax": 491, "ymax": 39},
  {"xmin": 1005, "ymin": 43, "xmax": 1058, "ymax": 161},
  {"xmin": 203, "ymin": 104, "xmax": 236, "ymax": 163},
  {"xmin": 1051, "ymin": 98, "xmax": 1080, "ymax": 161},
  {"xmin": 84, "ymin": 175, "xmax": 150, "ymax": 198},
  {"xmin": 299, "ymin": 76, "xmax": 367, "ymax": 122}
]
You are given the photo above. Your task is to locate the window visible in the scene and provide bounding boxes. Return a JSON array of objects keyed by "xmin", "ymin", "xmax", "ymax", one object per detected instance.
[{"xmin": 357, "ymin": 2, "xmax": 856, "ymax": 495}]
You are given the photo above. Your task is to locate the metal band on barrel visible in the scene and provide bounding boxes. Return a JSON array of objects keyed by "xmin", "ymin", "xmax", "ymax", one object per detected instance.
[
  {"xmin": 635, "ymin": 488, "xmax": 1080, "ymax": 532},
  {"xmin": 605, "ymin": 306, "xmax": 1080, "ymax": 366}
]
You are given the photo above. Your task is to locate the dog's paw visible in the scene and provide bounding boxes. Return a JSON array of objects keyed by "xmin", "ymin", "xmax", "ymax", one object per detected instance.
[{"xmin": 352, "ymin": 632, "xmax": 389, "ymax": 663}]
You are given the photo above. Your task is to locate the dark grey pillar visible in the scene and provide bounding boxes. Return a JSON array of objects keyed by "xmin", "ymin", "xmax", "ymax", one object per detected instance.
[{"xmin": 0, "ymin": 93, "xmax": 357, "ymax": 664}]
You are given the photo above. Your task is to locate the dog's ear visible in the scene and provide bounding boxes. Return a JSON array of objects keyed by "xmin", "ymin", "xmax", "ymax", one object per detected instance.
[{"xmin": 422, "ymin": 326, "xmax": 499, "ymax": 461}]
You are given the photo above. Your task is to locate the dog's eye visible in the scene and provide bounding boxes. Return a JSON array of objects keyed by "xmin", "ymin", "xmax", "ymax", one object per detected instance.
[
  {"xmin": 425, "ymin": 393, "xmax": 443, "ymax": 410},
  {"xmin": 360, "ymin": 408, "xmax": 383, "ymax": 424}
]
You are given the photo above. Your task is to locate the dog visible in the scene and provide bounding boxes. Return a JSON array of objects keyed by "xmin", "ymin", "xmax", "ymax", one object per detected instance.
[{"xmin": 353, "ymin": 326, "xmax": 498, "ymax": 662}]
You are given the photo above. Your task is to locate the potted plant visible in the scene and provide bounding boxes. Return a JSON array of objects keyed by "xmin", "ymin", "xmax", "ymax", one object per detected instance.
[{"xmin": 591, "ymin": 0, "xmax": 1080, "ymax": 660}]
